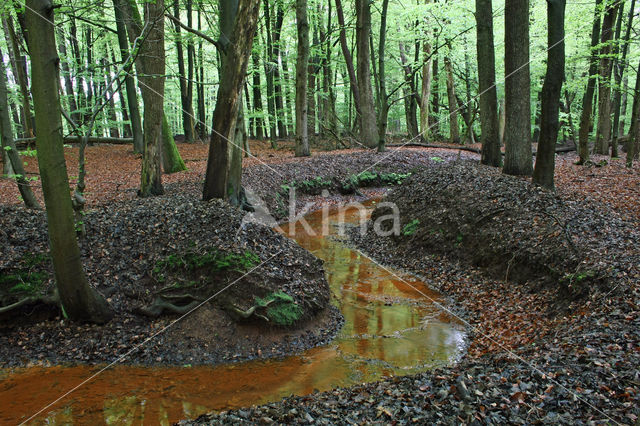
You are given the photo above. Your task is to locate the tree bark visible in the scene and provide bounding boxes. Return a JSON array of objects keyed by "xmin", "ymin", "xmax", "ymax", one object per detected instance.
[
  {"xmin": 627, "ymin": 58, "xmax": 640, "ymax": 167},
  {"xmin": 355, "ymin": 0, "xmax": 378, "ymax": 148},
  {"xmin": 577, "ymin": 0, "xmax": 604, "ymax": 164},
  {"xmin": 202, "ymin": 0, "xmax": 260, "ymax": 203},
  {"xmin": 444, "ymin": 56, "xmax": 460, "ymax": 144},
  {"xmin": 138, "ymin": 0, "xmax": 166, "ymax": 196},
  {"xmin": 25, "ymin": 0, "xmax": 112, "ymax": 323},
  {"xmin": 196, "ymin": 5, "xmax": 207, "ymax": 140},
  {"xmin": 5, "ymin": 16, "xmax": 34, "ymax": 139},
  {"xmin": 262, "ymin": 0, "xmax": 277, "ymax": 145},
  {"xmin": 533, "ymin": 0, "xmax": 565, "ymax": 189},
  {"xmin": 335, "ymin": 0, "xmax": 361, "ymax": 117},
  {"xmin": 475, "ymin": 0, "xmax": 501, "ymax": 166},
  {"xmin": 399, "ymin": 42, "xmax": 419, "ymax": 139},
  {"xmin": 295, "ymin": 0, "xmax": 310, "ymax": 157},
  {"xmin": 377, "ymin": 0, "xmax": 390, "ymax": 152},
  {"xmin": 272, "ymin": 4, "xmax": 287, "ymax": 138},
  {"xmin": 251, "ymin": 51, "xmax": 265, "ymax": 139},
  {"xmin": 0, "ymin": 48, "xmax": 39, "ymax": 209},
  {"xmin": 420, "ymin": 7, "xmax": 433, "ymax": 142},
  {"xmin": 172, "ymin": 1, "xmax": 195, "ymax": 143},
  {"xmin": 594, "ymin": 0, "xmax": 620, "ymax": 155},
  {"xmin": 503, "ymin": 0, "xmax": 533, "ymax": 176},
  {"xmin": 611, "ymin": 0, "xmax": 635, "ymax": 157},
  {"xmin": 113, "ymin": 0, "xmax": 143, "ymax": 153}
]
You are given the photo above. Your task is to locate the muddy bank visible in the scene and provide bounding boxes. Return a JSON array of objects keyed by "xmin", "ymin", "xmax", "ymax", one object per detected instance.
[
  {"xmin": 0, "ymin": 193, "xmax": 341, "ymax": 368},
  {"xmin": 188, "ymin": 161, "xmax": 640, "ymax": 424}
]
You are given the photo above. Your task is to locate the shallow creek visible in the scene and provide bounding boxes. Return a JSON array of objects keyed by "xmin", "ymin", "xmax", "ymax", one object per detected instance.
[{"xmin": 0, "ymin": 201, "xmax": 465, "ymax": 424}]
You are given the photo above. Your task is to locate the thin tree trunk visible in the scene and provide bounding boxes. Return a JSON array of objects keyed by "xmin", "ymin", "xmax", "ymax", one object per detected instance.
[
  {"xmin": 533, "ymin": 0, "xmax": 565, "ymax": 189},
  {"xmin": 444, "ymin": 56, "xmax": 460, "ymax": 144},
  {"xmin": 420, "ymin": 35, "xmax": 433, "ymax": 142},
  {"xmin": 577, "ymin": 0, "xmax": 604, "ymax": 164},
  {"xmin": 377, "ymin": 0, "xmax": 390, "ymax": 152},
  {"xmin": 355, "ymin": 0, "xmax": 378, "ymax": 148},
  {"xmin": 503, "ymin": 0, "xmax": 533, "ymax": 176},
  {"xmin": 6, "ymin": 17, "xmax": 33, "ymax": 139},
  {"xmin": 475, "ymin": 0, "xmax": 501, "ymax": 166},
  {"xmin": 611, "ymin": 0, "xmax": 635, "ymax": 156},
  {"xmin": 26, "ymin": 0, "xmax": 112, "ymax": 323},
  {"xmin": 102, "ymin": 58, "xmax": 120, "ymax": 139},
  {"xmin": 295, "ymin": 0, "xmax": 310, "ymax": 157},
  {"xmin": 262, "ymin": 0, "xmax": 277, "ymax": 145},
  {"xmin": 0, "ymin": 48, "xmax": 39, "ymax": 208},
  {"xmin": 196, "ymin": 5, "xmax": 207, "ymax": 140},
  {"xmin": 399, "ymin": 42, "xmax": 419, "ymax": 139},
  {"xmin": 251, "ymin": 51, "xmax": 265, "ymax": 139},
  {"xmin": 335, "ymin": 0, "xmax": 361, "ymax": 116},
  {"xmin": 272, "ymin": 4, "xmax": 287, "ymax": 138},
  {"xmin": 113, "ymin": 0, "xmax": 143, "ymax": 153},
  {"xmin": 320, "ymin": 0, "xmax": 337, "ymax": 136},
  {"xmin": 173, "ymin": 1, "xmax": 195, "ymax": 142},
  {"xmin": 626, "ymin": 59, "xmax": 640, "ymax": 166},
  {"xmin": 594, "ymin": 0, "xmax": 620, "ymax": 155}
]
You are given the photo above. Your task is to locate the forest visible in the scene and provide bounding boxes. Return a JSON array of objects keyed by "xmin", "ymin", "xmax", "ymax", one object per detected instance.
[{"xmin": 0, "ymin": 0, "xmax": 639, "ymax": 423}]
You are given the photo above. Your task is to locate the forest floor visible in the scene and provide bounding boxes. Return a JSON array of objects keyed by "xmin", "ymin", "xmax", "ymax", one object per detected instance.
[{"xmin": 2, "ymin": 140, "xmax": 640, "ymax": 423}]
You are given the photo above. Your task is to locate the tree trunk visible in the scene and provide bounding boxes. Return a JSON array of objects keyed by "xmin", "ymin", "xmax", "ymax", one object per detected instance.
[
  {"xmin": 419, "ymin": 13, "xmax": 433, "ymax": 142},
  {"xmin": 335, "ymin": 0, "xmax": 361, "ymax": 117},
  {"xmin": 272, "ymin": 4, "xmax": 287, "ymax": 138},
  {"xmin": 377, "ymin": 0, "xmax": 390, "ymax": 152},
  {"xmin": 444, "ymin": 56, "xmax": 460, "ymax": 144},
  {"xmin": 186, "ymin": 0, "xmax": 196, "ymax": 141},
  {"xmin": 196, "ymin": 5, "xmax": 207, "ymax": 140},
  {"xmin": 251, "ymin": 51, "xmax": 265, "ymax": 139},
  {"xmin": 262, "ymin": 0, "xmax": 277, "ymax": 145},
  {"xmin": 295, "ymin": 0, "xmax": 310, "ymax": 157},
  {"xmin": 594, "ymin": 0, "xmax": 620, "ymax": 155},
  {"xmin": 102, "ymin": 58, "xmax": 120, "ymax": 139},
  {"xmin": 503, "ymin": 0, "xmax": 533, "ymax": 176},
  {"xmin": 5, "ymin": 17, "xmax": 34, "ymax": 139},
  {"xmin": 25, "ymin": 0, "xmax": 112, "ymax": 323},
  {"xmin": 173, "ymin": 1, "xmax": 195, "ymax": 143},
  {"xmin": 498, "ymin": 98, "xmax": 506, "ymax": 145},
  {"xmin": 320, "ymin": 1, "xmax": 337, "ymax": 137},
  {"xmin": 203, "ymin": 0, "xmax": 260, "ymax": 203},
  {"xmin": 138, "ymin": 0, "xmax": 166, "ymax": 196},
  {"xmin": 611, "ymin": 0, "xmax": 635, "ymax": 157},
  {"xmin": 399, "ymin": 42, "xmax": 419, "ymax": 139},
  {"xmin": 577, "ymin": 0, "xmax": 604, "ymax": 164},
  {"xmin": 113, "ymin": 0, "xmax": 143, "ymax": 153},
  {"xmin": 533, "ymin": 0, "xmax": 565, "ymax": 189},
  {"xmin": 0, "ymin": 48, "xmax": 39, "ymax": 209},
  {"xmin": 355, "ymin": 0, "xmax": 378, "ymax": 148},
  {"xmin": 475, "ymin": 0, "xmax": 501, "ymax": 166},
  {"xmin": 627, "ymin": 59, "xmax": 640, "ymax": 167}
]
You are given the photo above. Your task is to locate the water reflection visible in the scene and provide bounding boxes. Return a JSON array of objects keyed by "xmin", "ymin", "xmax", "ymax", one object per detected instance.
[{"xmin": 0, "ymin": 200, "xmax": 465, "ymax": 425}]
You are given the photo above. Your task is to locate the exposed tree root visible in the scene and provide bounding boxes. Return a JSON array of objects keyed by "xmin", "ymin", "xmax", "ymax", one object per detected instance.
[{"xmin": 0, "ymin": 293, "xmax": 59, "ymax": 314}]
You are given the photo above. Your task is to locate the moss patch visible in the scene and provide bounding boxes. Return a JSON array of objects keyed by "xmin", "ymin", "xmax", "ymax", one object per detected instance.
[{"xmin": 255, "ymin": 291, "xmax": 303, "ymax": 326}]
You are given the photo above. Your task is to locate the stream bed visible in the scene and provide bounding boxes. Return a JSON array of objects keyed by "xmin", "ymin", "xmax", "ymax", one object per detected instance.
[{"xmin": 0, "ymin": 200, "xmax": 465, "ymax": 425}]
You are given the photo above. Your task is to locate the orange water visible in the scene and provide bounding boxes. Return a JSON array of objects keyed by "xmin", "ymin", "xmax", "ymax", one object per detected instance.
[{"xmin": 0, "ymin": 201, "xmax": 465, "ymax": 425}]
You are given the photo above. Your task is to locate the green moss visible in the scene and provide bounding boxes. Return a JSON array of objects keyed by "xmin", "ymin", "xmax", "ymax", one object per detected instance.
[
  {"xmin": 255, "ymin": 291, "xmax": 302, "ymax": 326},
  {"xmin": 402, "ymin": 219, "xmax": 420, "ymax": 236},
  {"xmin": 0, "ymin": 252, "xmax": 49, "ymax": 295},
  {"xmin": 154, "ymin": 248, "xmax": 259, "ymax": 275}
]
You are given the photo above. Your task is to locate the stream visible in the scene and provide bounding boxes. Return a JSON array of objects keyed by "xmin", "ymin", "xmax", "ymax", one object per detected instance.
[{"xmin": 0, "ymin": 200, "xmax": 465, "ymax": 425}]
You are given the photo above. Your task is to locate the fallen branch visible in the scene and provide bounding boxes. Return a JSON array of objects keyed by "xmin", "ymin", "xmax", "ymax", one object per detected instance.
[
  {"xmin": 15, "ymin": 137, "xmax": 134, "ymax": 147},
  {"xmin": 386, "ymin": 142, "xmax": 481, "ymax": 154}
]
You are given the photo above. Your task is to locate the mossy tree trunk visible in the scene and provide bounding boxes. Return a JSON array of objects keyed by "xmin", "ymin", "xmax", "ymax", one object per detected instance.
[
  {"xmin": 25, "ymin": 0, "xmax": 112, "ymax": 323},
  {"xmin": 202, "ymin": 0, "xmax": 260, "ymax": 203}
]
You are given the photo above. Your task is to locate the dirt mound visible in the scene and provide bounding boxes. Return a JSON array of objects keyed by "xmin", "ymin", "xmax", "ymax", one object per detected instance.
[
  {"xmin": 366, "ymin": 161, "xmax": 640, "ymax": 298},
  {"xmin": 0, "ymin": 193, "xmax": 338, "ymax": 367}
]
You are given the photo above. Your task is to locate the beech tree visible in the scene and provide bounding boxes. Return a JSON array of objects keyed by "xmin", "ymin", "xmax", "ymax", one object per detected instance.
[
  {"xmin": 202, "ymin": 0, "xmax": 260, "ymax": 203},
  {"xmin": 355, "ymin": 0, "xmax": 378, "ymax": 148},
  {"xmin": 503, "ymin": 0, "xmax": 533, "ymax": 176},
  {"xmin": 25, "ymin": 0, "xmax": 112, "ymax": 323},
  {"xmin": 295, "ymin": 0, "xmax": 310, "ymax": 157},
  {"xmin": 475, "ymin": 0, "xmax": 501, "ymax": 167},
  {"xmin": 533, "ymin": 0, "xmax": 566, "ymax": 189}
]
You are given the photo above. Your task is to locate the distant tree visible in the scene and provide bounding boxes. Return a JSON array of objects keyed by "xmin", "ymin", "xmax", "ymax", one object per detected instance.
[
  {"xmin": 25, "ymin": 0, "xmax": 112, "ymax": 323},
  {"xmin": 295, "ymin": 0, "xmax": 310, "ymax": 157},
  {"xmin": 0, "ymin": 48, "xmax": 39, "ymax": 209},
  {"xmin": 475, "ymin": 0, "xmax": 501, "ymax": 167},
  {"xmin": 627, "ymin": 59, "xmax": 640, "ymax": 167},
  {"xmin": 533, "ymin": 0, "xmax": 566, "ymax": 189},
  {"xmin": 577, "ymin": 0, "xmax": 604, "ymax": 164},
  {"xmin": 355, "ymin": 0, "xmax": 378, "ymax": 148},
  {"xmin": 503, "ymin": 0, "xmax": 533, "ymax": 176}
]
